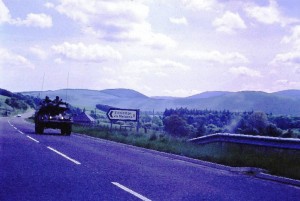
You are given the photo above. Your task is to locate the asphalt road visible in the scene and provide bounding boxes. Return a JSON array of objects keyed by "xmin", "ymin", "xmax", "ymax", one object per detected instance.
[{"xmin": 1, "ymin": 116, "xmax": 300, "ymax": 201}]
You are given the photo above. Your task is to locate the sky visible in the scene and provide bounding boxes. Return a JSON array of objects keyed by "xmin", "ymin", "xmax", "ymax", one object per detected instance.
[{"xmin": 1, "ymin": 0, "xmax": 300, "ymax": 97}]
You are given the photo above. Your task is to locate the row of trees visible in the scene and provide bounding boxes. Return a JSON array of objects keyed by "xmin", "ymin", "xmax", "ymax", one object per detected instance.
[{"xmin": 162, "ymin": 108, "xmax": 300, "ymax": 138}]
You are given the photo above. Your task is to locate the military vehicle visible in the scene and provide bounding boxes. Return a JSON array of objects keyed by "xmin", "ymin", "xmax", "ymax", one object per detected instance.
[{"xmin": 35, "ymin": 96, "xmax": 73, "ymax": 135}]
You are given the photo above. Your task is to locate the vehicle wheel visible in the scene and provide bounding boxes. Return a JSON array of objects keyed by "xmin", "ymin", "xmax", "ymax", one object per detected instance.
[
  {"xmin": 35, "ymin": 124, "xmax": 44, "ymax": 134},
  {"xmin": 60, "ymin": 127, "xmax": 66, "ymax": 135},
  {"xmin": 65, "ymin": 126, "xmax": 72, "ymax": 136},
  {"xmin": 61, "ymin": 125, "xmax": 71, "ymax": 136}
]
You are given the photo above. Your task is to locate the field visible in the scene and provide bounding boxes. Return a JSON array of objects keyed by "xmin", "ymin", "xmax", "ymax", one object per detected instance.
[{"xmin": 72, "ymin": 124, "xmax": 300, "ymax": 180}]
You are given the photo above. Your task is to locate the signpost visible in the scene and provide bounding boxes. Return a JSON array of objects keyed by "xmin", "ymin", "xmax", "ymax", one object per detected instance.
[{"xmin": 106, "ymin": 108, "xmax": 140, "ymax": 132}]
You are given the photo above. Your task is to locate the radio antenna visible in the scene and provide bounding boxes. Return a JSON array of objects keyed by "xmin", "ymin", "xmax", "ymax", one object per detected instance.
[
  {"xmin": 40, "ymin": 72, "xmax": 45, "ymax": 98},
  {"xmin": 66, "ymin": 72, "xmax": 69, "ymax": 101}
]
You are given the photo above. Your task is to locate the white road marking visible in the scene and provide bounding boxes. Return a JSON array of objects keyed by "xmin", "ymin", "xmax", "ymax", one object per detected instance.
[
  {"xmin": 47, "ymin": 146, "xmax": 81, "ymax": 165},
  {"xmin": 112, "ymin": 182, "xmax": 152, "ymax": 201},
  {"xmin": 27, "ymin": 135, "xmax": 39, "ymax": 143},
  {"xmin": 18, "ymin": 130, "xmax": 24, "ymax": 134}
]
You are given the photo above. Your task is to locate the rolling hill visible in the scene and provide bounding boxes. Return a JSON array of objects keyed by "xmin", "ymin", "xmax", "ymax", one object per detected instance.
[{"xmin": 21, "ymin": 88, "xmax": 300, "ymax": 115}]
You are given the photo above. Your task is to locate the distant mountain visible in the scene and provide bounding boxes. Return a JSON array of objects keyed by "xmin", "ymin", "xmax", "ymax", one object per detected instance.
[
  {"xmin": 101, "ymin": 88, "xmax": 148, "ymax": 99},
  {"xmin": 21, "ymin": 88, "xmax": 300, "ymax": 115},
  {"xmin": 272, "ymin": 90, "xmax": 300, "ymax": 100},
  {"xmin": 186, "ymin": 91, "xmax": 231, "ymax": 99}
]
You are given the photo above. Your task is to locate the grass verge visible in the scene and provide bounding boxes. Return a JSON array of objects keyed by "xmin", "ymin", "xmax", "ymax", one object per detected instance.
[{"xmin": 75, "ymin": 125, "xmax": 300, "ymax": 180}]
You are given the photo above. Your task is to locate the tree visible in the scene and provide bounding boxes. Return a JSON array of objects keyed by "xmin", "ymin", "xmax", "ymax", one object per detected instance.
[
  {"xmin": 265, "ymin": 123, "xmax": 282, "ymax": 137},
  {"xmin": 163, "ymin": 114, "xmax": 189, "ymax": 137},
  {"xmin": 248, "ymin": 112, "xmax": 268, "ymax": 135}
]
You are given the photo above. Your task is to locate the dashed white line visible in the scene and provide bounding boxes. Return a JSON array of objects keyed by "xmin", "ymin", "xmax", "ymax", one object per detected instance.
[
  {"xmin": 47, "ymin": 146, "xmax": 81, "ymax": 165},
  {"xmin": 18, "ymin": 130, "xmax": 24, "ymax": 135},
  {"xmin": 27, "ymin": 135, "xmax": 39, "ymax": 143},
  {"xmin": 112, "ymin": 182, "xmax": 152, "ymax": 201}
]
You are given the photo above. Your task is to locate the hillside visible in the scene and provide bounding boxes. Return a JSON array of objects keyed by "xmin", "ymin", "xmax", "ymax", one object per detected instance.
[
  {"xmin": 21, "ymin": 88, "xmax": 300, "ymax": 115},
  {"xmin": 0, "ymin": 88, "xmax": 39, "ymax": 116}
]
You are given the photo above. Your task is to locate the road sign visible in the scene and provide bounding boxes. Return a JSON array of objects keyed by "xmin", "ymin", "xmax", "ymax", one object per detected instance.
[{"xmin": 106, "ymin": 108, "xmax": 139, "ymax": 121}]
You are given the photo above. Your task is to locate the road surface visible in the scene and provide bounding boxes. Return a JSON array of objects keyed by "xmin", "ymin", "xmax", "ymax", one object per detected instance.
[{"xmin": 1, "ymin": 116, "xmax": 299, "ymax": 201}]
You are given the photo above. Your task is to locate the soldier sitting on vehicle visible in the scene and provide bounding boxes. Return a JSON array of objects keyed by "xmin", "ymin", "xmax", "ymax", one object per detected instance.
[
  {"xmin": 53, "ymin": 96, "xmax": 62, "ymax": 105},
  {"xmin": 42, "ymin": 96, "xmax": 51, "ymax": 106}
]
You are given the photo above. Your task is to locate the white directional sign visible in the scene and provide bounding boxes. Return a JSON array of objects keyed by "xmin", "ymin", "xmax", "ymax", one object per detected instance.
[{"xmin": 107, "ymin": 108, "xmax": 139, "ymax": 121}]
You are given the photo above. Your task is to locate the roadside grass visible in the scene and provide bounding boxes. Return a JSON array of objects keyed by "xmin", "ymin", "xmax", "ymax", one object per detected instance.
[{"xmin": 74, "ymin": 125, "xmax": 300, "ymax": 180}]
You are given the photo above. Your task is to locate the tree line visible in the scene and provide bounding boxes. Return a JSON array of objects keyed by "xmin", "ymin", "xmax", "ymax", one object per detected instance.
[{"xmin": 163, "ymin": 108, "xmax": 300, "ymax": 138}]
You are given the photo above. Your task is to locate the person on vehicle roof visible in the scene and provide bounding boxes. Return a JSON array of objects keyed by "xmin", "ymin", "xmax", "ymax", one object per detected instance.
[
  {"xmin": 53, "ymin": 96, "xmax": 62, "ymax": 105},
  {"xmin": 42, "ymin": 96, "xmax": 51, "ymax": 106}
]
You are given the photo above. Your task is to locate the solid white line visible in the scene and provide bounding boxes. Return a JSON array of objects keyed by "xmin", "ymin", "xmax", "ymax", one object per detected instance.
[
  {"xmin": 112, "ymin": 182, "xmax": 152, "ymax": 201},
  {"xmin": 47, "ymin": 146, "xmax": 81, "ymax": 165},
  {"xmin": 27, "ymin": 135, "xmax": 39, "ymax": 143}
]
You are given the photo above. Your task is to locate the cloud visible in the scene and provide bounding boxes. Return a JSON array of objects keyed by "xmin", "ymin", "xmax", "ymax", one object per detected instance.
[
  {"xmin": 244, "ymin": 0, "xmax": 299, "ymax": 26},
  {"xmin": 275, "ymin": 79, "xmax": 300, "ymax": 88},
  {"xmin": 10, "ymin": 13, "xmax": 52, "ymax": 28},
  {"xmin": 169, "ymin": 17, "xmax": 188, "ymax": 25},
  {"xmin": 51, "ymin": 42, "xmax": 122, "ymax": 62},
  {"xmin": 126, "ymin": 58, "xmax": 190, "ymax": 77},
  {"xmin": 272, "ymin": 51, "xmax": 300, "ymax": 65},
  {"xmin": 44, "ymin": 2, "xmax": 55, "ymax": 8},
  {"xmin": 54, "ymin": 0, "xmax": 176, "ymax": 49},
  {"xmin": 282, "ymin": 25, "xmax": 300, "ymax": 50},
  {"xmin": 182, "ymin": 0, "xmax": 222, "ymax": 11},
  {"xmin": 229, "ymin": 66, "xmax": 261, "ymax": 77},
  {"xmin": 0, "ymin": 0, "xmax": 10, "ymax": 24},
  {"xmin": 272, "ymin": 25, "xmax": 300, "ymax": 66},
  {"xmin": 0, "ymin": 48, "xmax": 34, "ymax": 68},
  {"xmin": 213, "ymin": 11, "xmax": 246, "ymax": 34},
  {"xmin": 0, "ymin": 1, "xmax": 52, "ymax": 28},
  {"xmin": 182, "ymin": 50, "xmax": 249, "ymax": 64}
]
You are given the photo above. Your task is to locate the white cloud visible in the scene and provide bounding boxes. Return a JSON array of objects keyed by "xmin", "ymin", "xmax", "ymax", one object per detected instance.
[
  {"xmin": 51, "ymin": 42, "xmax": 122, "ymax": 62},
  {"xmin": 182, "ymin": 50, "xmax": 249, "ymax": 64},
  {"xmin": 169, "ymin": 17, "xmax": 188, "ymax": 25},
  {"xmin": 272, "ymin": 51, "xmax": 300, "ymax": 65},
  {"xmin": 0, "ymin": 1, "xmax": 52, "ymax": 28},
  {"xmin": 54, "ymin": 0, "xmax": 176, "ymax": 49},
  {"xmin": 282, "ymin": 25, "xmax": 300, "ymax": 50},
  {"xmin": 182, "ymin": 0, "xmax": 221, "ymax": 11},
  {"xmin": 272, "ymin": 25, "xmax": 300, "ymax": 66},
  {"xmin": 229, "ymin": 66, "xmax": 261, "ymax": 77},
  {"xmin": 275, "ymin": 79, "xmax": 300, "ymax": 88},
  {"xmin": 44, "ymin": 2, "xmax": 55, "ymax": 8},
  {"xmin": 245, "ymin": 0, "xmax": 299, "ymax": 26},
  {"xmin": 0, "ymin": 0, "xmax": 10, "ymax": 24},
  {"xmin": 213, "ymin": 11, "xmax": 246, "ymax": 34},
  {"xmin": 11, "ymin": 13, "xmax": 52, "ymax": 28},
  {"xmin": 126, "ymin": 58, "xmax": 190, "ymax": 77},
  {"xmin": 0, "ymin": 48, "xmax": 34, "ymax": 68}
]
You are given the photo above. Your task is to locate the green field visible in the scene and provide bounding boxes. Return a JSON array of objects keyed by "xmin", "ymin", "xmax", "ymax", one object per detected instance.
[{"xmin": 72, "ymin": 124, "xmax": 300, "ymax": 180}]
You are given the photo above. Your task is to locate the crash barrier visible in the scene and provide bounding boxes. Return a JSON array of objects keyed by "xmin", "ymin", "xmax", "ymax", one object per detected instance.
[{"xmin": 188, "ymin": 133, "xmax": 300, "ymax": 150}]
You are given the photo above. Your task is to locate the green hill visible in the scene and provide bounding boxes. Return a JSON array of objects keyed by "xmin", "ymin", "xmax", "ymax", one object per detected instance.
[
  {"xmin": 0, "ymin": 88, "xmax": 39, "ymax": 116},
  {"xmin": 21, "ymin": 88, "xmax": 300, "ymax": 115}
]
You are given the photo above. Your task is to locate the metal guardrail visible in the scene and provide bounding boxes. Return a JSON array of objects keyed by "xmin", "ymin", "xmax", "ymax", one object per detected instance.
[{"xmin": 188, "ymin": 133, "xmax": 300, "ymax": 150}]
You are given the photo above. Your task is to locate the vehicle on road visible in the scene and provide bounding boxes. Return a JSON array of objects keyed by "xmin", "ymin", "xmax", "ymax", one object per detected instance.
[{"xmin": 34, "ymin": 96, "xmax": 73, "ymax": 135}]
